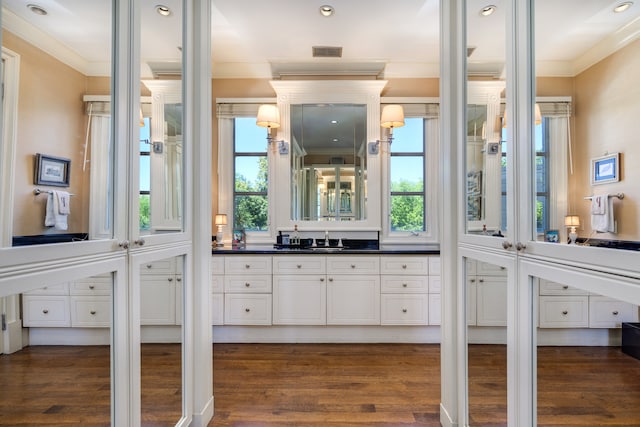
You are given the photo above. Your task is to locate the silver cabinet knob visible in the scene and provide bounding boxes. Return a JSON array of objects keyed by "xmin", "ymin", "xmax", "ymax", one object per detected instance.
[
  {"xmin": 479, "ymin": 279, "xmax": 484, "ymax": 283},
  {"xmin": 562, "ymin": 310, "xmax": 568, "ymax": 315},
  {"xmin": 350, "ymin": 264, "xmax": 356, "ymax": 269},
  {"xmin": 320, "ymin": 278, "xmax": 325, "ymax": 282},
  {"xmin": 90, "ymin": 310, "xmax": 97, "ymax": 315},
  {"xmin": 516, "ymin": 242, "xmax": 527, "ymax": 251},
  {"xmin": 134, "ymin": 238, "xmax": 145, "ymax": 246},
  {"xmin": 402, "ymin": 264, "xmax": 407, "ymax": 269},
  {"xmin": 613, "ymin": 311, "xmax": 619, "ymax": 316},
  {"xmin": 502, "ymin": 241, "xmax": 513, "ymax": 250},
  {"xmin": 402, "ymin": 308, "xmax": 407, "ymax": 313},
  {"xmin": 42, "ymin": 309, "xmax": 49, "ymax": 314},
  {"xmin": 297, "ymin": 264, "xmax": 302, "ymax": 269},
  {"xmin": 245, "ymin": 308, "xmax": 250, "ymax": 312},
  {"xmin": 562, "ymin": 285, "xmax": 569, "ymax": 289},
  {"xmin": 89, "ymin": 285, "xmax": 95, "ymax": 289},
  {"xmin": 402, "ymin": 283, "xmax": 408, "ymax": 288},
  {"xmin": 176, "ymin": 277, "xmax": 182, "ymax": 282},
  {"xmin": 168, "ymin": 278, "xmax": 173, "ymax": 282},
  {"xmin": 328, "ymin": 277, "xmax": 334, "ymax": 282},
  {"xmin": 245, "ymin": 282, "xmax": 250, "ymax": 287},
  {"xmin": 118, "ymin": 240, "xmax": 130, "ymax": 249},
  {"xmin": 245, "ymin": 264, "xmax": 251, "ymax": 269}
]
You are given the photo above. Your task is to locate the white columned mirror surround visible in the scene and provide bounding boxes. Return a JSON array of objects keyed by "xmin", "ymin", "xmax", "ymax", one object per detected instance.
[{"xmin": 269, "ymin": 80, "xmax": 388, "ymax": 234}]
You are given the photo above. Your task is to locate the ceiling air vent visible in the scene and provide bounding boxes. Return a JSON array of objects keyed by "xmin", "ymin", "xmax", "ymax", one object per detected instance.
[{"xmin": 312, "ymin": 46, "xmax": 343, "ymax": 58}]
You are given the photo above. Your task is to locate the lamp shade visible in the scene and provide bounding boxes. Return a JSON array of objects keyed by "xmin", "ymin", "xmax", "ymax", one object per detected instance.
[
  {"xmin": 564, "ymin": 215, "xmax": 580, "ymax": 227},
  {"xmin": 256, "ymin": 105, "xmax": 280, "ymax": 129},
  {"xmin": 502, "ymin": 103, "xmax": 542, "ymax": 128},
  {"xmin": 214, "ymin": 214, "xmax": 228, "ymax": 226},
  {"xmin": 380, "ymin": 105, "xmax": 405, "ymax": 129}
]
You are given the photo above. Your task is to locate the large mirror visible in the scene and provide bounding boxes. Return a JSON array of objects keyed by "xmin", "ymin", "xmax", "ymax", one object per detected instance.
[{"xmin": 290, "ymin": 104, "xmax": 367, "ymax": 222}]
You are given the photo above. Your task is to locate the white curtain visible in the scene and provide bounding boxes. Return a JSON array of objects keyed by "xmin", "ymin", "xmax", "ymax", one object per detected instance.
[{"xmin": 88, "ymin": 114, "xmax": 112, "ymax": 239}]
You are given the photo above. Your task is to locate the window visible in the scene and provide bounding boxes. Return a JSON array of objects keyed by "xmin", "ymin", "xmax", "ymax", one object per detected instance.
[
  {"xmin": 389, "ymin": 117, "xmax": 426, "ymax": 232},
  {"xmin": 233, "ymin": 117, "xmax": 268, "ymax": 231},
  {"xmin": 140, "ymin": 117, "xmax": 151, "ymax": 230}
]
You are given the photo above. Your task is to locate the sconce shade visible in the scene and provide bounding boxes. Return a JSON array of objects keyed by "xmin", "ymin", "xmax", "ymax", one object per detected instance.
[
  {"xmin": 256, "ymin": 105, "xmax": 281, "ymax": 129},
  {"xmin": 564, "ymin": 215, "xmax": 580, "ymax": 227},
  {"xmin": 214, "ymin": 214, "xmax": 228, "ymax": 226},
  {"xmin": 380, "ymin": 105, "xmax": 405, "ymax": 129}
]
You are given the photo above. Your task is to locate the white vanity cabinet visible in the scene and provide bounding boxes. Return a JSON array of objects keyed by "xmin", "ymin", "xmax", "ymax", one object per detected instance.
[
  {"xmin": 23, "ymin": 283, "xmax": 71, "ymax": 327},
  {"xmin": 380, "ymin": 256, "xmax": 429, "ymax": 325},
  {"xmin": 466, "ymin": 260, "xmax": 507, "ymax": 327},
  {"xmin": 140, "ymin": 258, "xmax": 181, "ymax": 325},
  {"xmin": 223, "ymin": 256, "xmax": 272, "ymax": 325},
  {"xmin": 538, "ymin": 279, "xmax": 639, "ymax": 329},
  {"xmin": 326, "ymin": 256, "xmax": 380, "ymax": 325},
  {"xmin": 273, "ymin": 256, "xmax": 327, "ymax": 325},
  {"xmin": 211, "ymin": 256, "xmax": 224, "ymax": 326}
]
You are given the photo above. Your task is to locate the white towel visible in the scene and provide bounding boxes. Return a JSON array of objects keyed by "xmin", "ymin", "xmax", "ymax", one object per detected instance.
[
  {"xmin": 56, "ymin": 190, "xmax": 70, "ymax": 215},
  {"xmin": 591, "ymin": 194, "xmax": 615, "ymax": 233},
  {"xmin": 44, "ymin": 190, "xmax": 69, "ymax": 231}
]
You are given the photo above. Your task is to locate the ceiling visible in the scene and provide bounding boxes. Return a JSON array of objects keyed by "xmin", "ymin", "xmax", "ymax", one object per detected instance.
[{"xmin": 2, "ymin": 0, "xmax": 639, "ymax": 79}]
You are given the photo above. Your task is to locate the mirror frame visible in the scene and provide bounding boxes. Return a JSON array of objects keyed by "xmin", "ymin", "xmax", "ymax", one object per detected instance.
[{"xmin": 270, "ymin": 80, "xmax": 387, "ymax": 232}]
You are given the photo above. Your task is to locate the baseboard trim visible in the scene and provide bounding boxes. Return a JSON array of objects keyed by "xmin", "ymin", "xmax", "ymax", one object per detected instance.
[
  {"xmin": 440, "ymin": 402, "xmax": 457, "ymax": 427},
  {"xmin": 192, "ymin": 396, "xmax": 214, "ymax": 427}
]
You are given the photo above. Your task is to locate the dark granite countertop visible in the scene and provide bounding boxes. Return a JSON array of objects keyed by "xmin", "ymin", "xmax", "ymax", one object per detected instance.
[{"xmin": 212, "ymin": 246, "xmax": 439, "ymax": 255}]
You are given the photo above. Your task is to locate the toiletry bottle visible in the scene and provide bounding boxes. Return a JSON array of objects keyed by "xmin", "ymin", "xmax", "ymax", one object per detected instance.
[{"xmin": 292, "ymin": 225, "xmax": 299, "ymax": 247}]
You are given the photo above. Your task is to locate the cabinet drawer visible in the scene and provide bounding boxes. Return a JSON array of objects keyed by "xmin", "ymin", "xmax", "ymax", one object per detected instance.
[
  {"xmin": 224, "ymin": 294, "xmax": 272, "ymax": 325},
  {"xmin": 211, "ymin": 256, "xmax": 224, "ymax": 274},
  {"xmin": 70, "ymin": 296, "xmax": 111, "ymax": 327},
  {"xmin": 225, "ymin": 256, "xmax": 272, "ymax": 275},
  {"xmin": 24, "ymin": 283, "xmax": 69, "ymax": 296},
  {"xmin": 589, "ymin": 296, "xmax": 639, "ymax": 328},
  {"xmin": 428, "ymin": 256, "xmax": 441, "ymax": 276},
  {"xmin": 326, "ymin": 256, "xmax": 379, "ymax": 275},
  {"xmin": 211, "ymin": 275, "xmax": 224, "ymax": 293},
  {"xmin": 380, "ymin": 276, "xmax": 428, "ymax": 293},
  {"xmin": 70, "ymin": 277, "xmax": 112, "ymax": 295},
  {"xmin": 273, "ymin": 256, "xmax": 326, "ymax": 274},
  {"xmin": 429, "ymin": 276, "xmax": 441, "ymax": 294},
  {"xmin": 23, "ymin": 296, "xmax": 70, "ymax": 327},
  {"xmin": 211, "ymin": 293, "xmax": 224, "ymax": 325},
  {"xmin": 539, "ymin": 296, "xmax": 589, "ymax": 328},
  {"xmin": 224, "ymin": 275, "xmax": 272, "ymax": 293},
  {"xmin": 379, "ymin": 256, "xmax": 428, "ymax": 275},
  {"xmin": 381, "ymin": 294, "xmax": 428, "ymax": 325},
  {"xmin": 539, "ymin": 279, "xmax": 589, "ymax": 296},
  {"xmin": 476, "ymin": 262, "xmax": 507, "ymax": 276},
  {"xmin": 141, "ymin": 258, "xmax": 175, "ymax": 275}
]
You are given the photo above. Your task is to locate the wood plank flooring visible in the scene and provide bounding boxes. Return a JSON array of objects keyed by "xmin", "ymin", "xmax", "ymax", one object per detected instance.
[{"xmin": 2, "ymin": 343, "xmax": 640, "ymax": 426}]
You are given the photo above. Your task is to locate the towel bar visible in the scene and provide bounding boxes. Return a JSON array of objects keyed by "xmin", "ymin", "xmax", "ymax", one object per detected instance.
[
  {"xmin": 33, "ymin": 188, "xmax": 76, "ymax": 196},
  {"xmin": 584, "ymin": 193, "xmax": 624, "ymax": 200}
]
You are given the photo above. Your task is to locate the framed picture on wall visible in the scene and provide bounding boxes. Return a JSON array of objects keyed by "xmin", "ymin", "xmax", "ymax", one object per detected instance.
[
  {"xmin": 34, "ymin": 153, "xmax": 70, "ymax": 187},
  {"xmin": 591, "ymin": 153, "xmax": 620, "ymax": 185}
]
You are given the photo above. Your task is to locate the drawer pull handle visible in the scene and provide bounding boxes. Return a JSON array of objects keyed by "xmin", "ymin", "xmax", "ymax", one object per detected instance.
[
  {"xmin": 562, "ymin": 285, "xmax": 569, "ymax": 289},
  {"xmin": 89, "ymin": 285, "xmax": 95, "ymax": 289},
  {"xmin": 402, "ymin": 283, "xmax": 408, "ymax": 288},
  {"xmin": 613, "ymin": 311, "xmax": 619, "ymax": 316},
  {"xmin": 245, "ymin": 308, "xmax": 250, "ymax": 312},
  {"xmin": 297, "ymin": 264, "xmax": 302, "ymax": 269},
  {"xmin": 402, "ymin": 308, "xmax": 407, "ymax": 313},
  {"xmin": 562, "ymin": 310, "xmax": 568, "ymax": 315},
  {"xmin": 42, "ymin": 309, "xmax": 49, "ymax": 314},
  {"xmin": 402, "ymin": 264, "xmax": 407, "ymax": 269},
  {"xmin": 245, "ymin": 264, "xmax": 251, "ymax": 269},
  {"xmin": 90, "ymin": 310, "xmax": 97, "ymax": 315},
  {"xmin": 245, "ymin": 282, "xmax": 251, "ymax": 287}
]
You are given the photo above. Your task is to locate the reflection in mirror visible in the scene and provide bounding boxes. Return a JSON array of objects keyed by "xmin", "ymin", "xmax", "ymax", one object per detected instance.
[
  {"xmin": 535, "ymin": 277, "xmax": 640, "ymax": 425},
  {"xmin": 140, "ymin": 255, "xmax": 183, "ymax": 424},
  {"xmin": 290, "ymin": 104, "xmax": 367, "ymax": 221},
  {"xmin": 2, "ymin": 1, "xmax": 113, "ymax": 247},
  {"xmin": 534, "ymin": 0, "xmax": 640, "ymax": 247},
  {"xmin": 140, "ymin": 0, "xmax": 184, "ymax": 234},
  {"xmin": 466, "ymin": 258, "xmax": 507, "ymax": 426},
  {"xmin": 466, "ymin": 105, "xmax": 487, "ymax": 225},
  {"xmin": 0, "ymin": 273, "xmax": 113, "ymax": 424}
]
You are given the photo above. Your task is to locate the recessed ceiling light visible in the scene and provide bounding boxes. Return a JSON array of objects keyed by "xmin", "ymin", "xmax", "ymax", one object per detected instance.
[
  {"xmin": 320, "ymin": 5, "xmax": 334, "ymax": 17},
  {"xmin": 613, "ymin": 2, "xmax": 633, "ymax": 12},
  {"xmin": 331, "ymin": 120, "xmax": 338, "ymax": 124},
  {"xmin": 332, "ymin": 138, "xmax": 339, "ymax": 143},
  {"xmin": 27, "ymin": 4, "xmax": 47, "ymax": 16},
  {"xmin": 480, "ymin": 5, "xmax": 497, "ymax": 16},
  {"xmin": 156, "ymin": 5, "xmax": 172, "ymax": 16}
]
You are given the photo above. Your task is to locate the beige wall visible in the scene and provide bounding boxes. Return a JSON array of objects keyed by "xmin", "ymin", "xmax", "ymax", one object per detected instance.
[
  {"xmin": 571, "ymin": 39, "xmax": 640, "ymax": 241},
  {"xmin": 4, "ymin": 31, "xmax": 90, "ymax": 237}
]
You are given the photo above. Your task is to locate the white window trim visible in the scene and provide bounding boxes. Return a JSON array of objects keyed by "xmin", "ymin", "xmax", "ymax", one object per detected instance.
[
  {"xmin": 381, "ymin": 97, "xmax": 440, "ymax": 246},
  {"xmin": 216, "ymin": 98, "xmax": 276, "ymax": 246}
]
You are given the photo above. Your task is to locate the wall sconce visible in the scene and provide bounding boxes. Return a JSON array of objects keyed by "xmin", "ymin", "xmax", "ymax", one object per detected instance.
[
  {"xmin": 564, "ymin": 214, "xmax": 580, "ymax": 244},
  {"xmin": 368, "ymin": 105, "xmax": 405, "ymax": 155},
  {"xmin": 214, "ymin": 213, "xmax": 227, "ymax": 247},
  {"xmin": 256, "ymin": 104, "xmax": 289, "ymax": 154}
]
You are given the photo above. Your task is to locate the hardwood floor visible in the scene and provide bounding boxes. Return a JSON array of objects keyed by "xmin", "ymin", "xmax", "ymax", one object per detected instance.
[{"xmin": 2, "ymin": 343, "xmax": 640, "ymax": 426}]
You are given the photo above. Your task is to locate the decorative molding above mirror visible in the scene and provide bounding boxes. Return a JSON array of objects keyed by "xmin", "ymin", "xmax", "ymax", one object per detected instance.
[{"xmin": 270, "ymin": 80, "xmax": 387, "ymax": 231}]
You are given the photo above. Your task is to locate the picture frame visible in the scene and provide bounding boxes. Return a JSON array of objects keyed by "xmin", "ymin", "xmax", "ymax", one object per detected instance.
[
  {"xmin": 591, "ymin": 153, "xmax": 620, "ymax": 185},
  {"xmin": 232, "ymin": 228, "xmax": 246, "ymax": 249},
  {"xmin": 544, "ymin": 229, "xmax": 559, "ymax": 243},
  {"xmin": 34, "ymin": 153, "xmax": 70, "ymax": 187}
]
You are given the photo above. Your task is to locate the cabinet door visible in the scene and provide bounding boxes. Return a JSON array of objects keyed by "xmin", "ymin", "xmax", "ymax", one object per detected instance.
[
  {"xmin": 476, "ymin": 276, "xmax": 507, "ymax": 326},
  {"xmin": 327, "ymin": 275, "xmax": 380, "ymax": 325},
  {"xmin": 140, "ymin": 275, "xmax": 176, "ymax": 325},
  {"xmin": 273, "ymin": 275, "xmax": 326, "ymax": 325}
]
